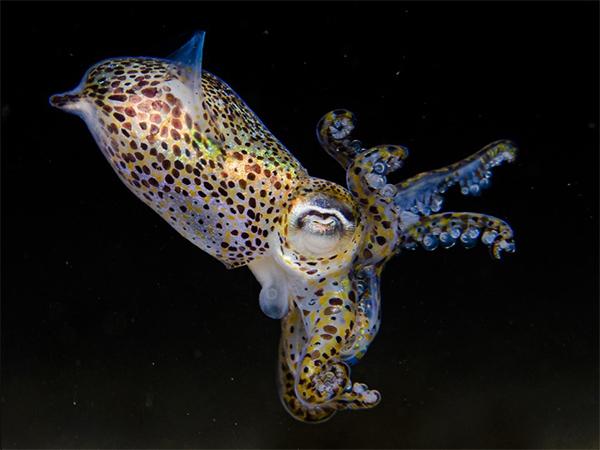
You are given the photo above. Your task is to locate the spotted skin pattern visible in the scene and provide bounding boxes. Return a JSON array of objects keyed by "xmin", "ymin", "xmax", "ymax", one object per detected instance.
[
  {"xmin": 51, "ymin": 33, "xmax": 517, "ymax": 423},
  {"xmin": 53, "ymin": 50, "xmax": 306, "ymax": 269}
]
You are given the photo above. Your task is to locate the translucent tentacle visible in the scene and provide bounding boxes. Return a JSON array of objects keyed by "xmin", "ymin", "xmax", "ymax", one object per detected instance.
[
  {"xmin": 346, "ymin": 144, "xmax": 409, "ymax": 205},
  {"xmin": 278, "ymin": 306, "xmax": 338, "ymax": 423},
  {"xmin": 341, "ymin": 265, "xmax": 383, "ymax": 365},
  {"xmin": 400, "ymin": 212, "xmax": 516, "ymax": 259},
  {"xmin": 309, "ymin": 109, "xmax": 517, "ymax": 424},
  {"xmin": 278, "ymin": 277, "xmax": 381, "ymax": 423},
  {"xmin": 317, "ymin": 109, "xmax": 363, "ymax": 169},
  {"xmin": 393, "ymin": 140, "xmax": 517, "ymax": 215},
  {"xmin": 294, "ymin": 279, "xmax": 380, "ymax": 411},
  {"xmin": 343, "ymin": 145, "xmax": 408, "ymax": 265}
]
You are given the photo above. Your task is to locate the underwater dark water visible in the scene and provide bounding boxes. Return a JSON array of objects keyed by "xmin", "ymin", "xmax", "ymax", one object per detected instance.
[{"xmin": 1, "ymin": 1, "xmax": 598, "ymax": 448}]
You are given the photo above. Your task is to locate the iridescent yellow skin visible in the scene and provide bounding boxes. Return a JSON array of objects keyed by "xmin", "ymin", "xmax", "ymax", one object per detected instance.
[{"xmin": 50, "ymin": 33, "xmax": 518, "ymax": 423}]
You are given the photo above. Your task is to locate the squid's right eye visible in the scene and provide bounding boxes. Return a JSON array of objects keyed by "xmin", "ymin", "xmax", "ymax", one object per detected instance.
[{"xmin": 287, "ymin": 197, "xmax": 356, "ymax": 257}]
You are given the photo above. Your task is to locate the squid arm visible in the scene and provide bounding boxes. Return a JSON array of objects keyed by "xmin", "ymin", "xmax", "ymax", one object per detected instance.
[
  {"xmin": 392, "ymin": 140, "xmax": 517, "ymax": 215},
  {"xmin": 317, "ymin": 109, "xmax": 518, "ymax": 262},
  {"xmin": 304, "ymin": 109, "xmax": 517, "ymax": 423},
  {"xmin": 316, "ymin": 109, "xmax": 363, "ymax": 169},
  {"xmin": 399, "ymin": 212, "xmax": 516, "ymax": 259},
  {"xmin": 341, "ymin": 265, "xmax": 383, "ymax": 365},
  {"xmin": 277, "ymin": 276, "xmax": 381, "ymax": 423}
]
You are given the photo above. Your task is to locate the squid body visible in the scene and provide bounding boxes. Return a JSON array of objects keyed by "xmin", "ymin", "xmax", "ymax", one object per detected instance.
[{"xmin": 50, "ymin": 32, "xmax": 517, "ymax": 422}]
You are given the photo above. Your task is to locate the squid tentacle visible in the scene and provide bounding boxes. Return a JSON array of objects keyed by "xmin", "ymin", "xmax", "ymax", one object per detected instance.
[
  {"xmin": 278, "ymin": 280, "xmax": 381, "ymax": 422},
  {"xmin": 341, "ymin": 265, "xmax": 383, "ymax": 365},
  {"xmin": 392, "ymin": 140, "xmax": 517, "ymax": 215},
  {"xmin": 344, "ymin": 144, "xmax": 409, "ymax": 265},
  {"xmin": 278, "ymin": 361, "xmax": 338, "ymax": 423},
  {"xmin": 294, "ymin": 283, "xmax": 380, "ymax": 410},
  {"xmin": 310, "ymin": 109, "xmax": 517, "ymax": 423},
  {"xmin": 297, "ymin": 359, "xmax": 381, "ymax": 409},
  {"xmin": 346, "ymin": 145, "xmax": 410, "ymax": 205},
  {"xmin": 317, "ymin": 109, "xmax": 517, "ymax": 223},
  {"xmin": 317, "ymin": 109, "xmax": 410, "ymax": 206},
  {"xmin": 400, "ymin": 212, "xmax": 516, "ymax": 259},
  {"xmin": 316, "ymin": 109, "xmax": 363, "ymax": 169},
  {"xmin": 278, "ymin": 306, "xmax": 339, "ymax": 423}
]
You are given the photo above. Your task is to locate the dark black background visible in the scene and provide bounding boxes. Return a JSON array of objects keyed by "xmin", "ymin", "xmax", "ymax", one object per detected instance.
[{"xmin": 1, "ymin": 1, "xmax": 598, "ymax": 448}]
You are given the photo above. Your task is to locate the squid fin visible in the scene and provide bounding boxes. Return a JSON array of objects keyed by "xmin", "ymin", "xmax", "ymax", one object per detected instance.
[{"xmin": 167, "ymin": 31, "xmax": 205, "ymax": 97}]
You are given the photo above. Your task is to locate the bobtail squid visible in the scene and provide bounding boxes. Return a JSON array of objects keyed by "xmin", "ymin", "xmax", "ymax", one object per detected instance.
[{"xmin": 49, "ymin": 32, "xmax": 517, "ymax": 423}]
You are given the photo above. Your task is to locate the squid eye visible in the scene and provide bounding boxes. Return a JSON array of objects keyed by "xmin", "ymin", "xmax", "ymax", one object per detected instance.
[
  {"xmin": 288, "ymin": 201, "xmax": 356, "ymax": 257},
  {"xmin": 297, "ymin": 211, "xmax": 342, "ymax": 236}
]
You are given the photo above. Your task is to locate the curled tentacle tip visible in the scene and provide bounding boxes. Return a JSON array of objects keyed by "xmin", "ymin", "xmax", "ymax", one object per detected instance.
[
  {"xmin": 497, "ymin": 139, "xmax": 518, "ymax": 156},
  {"xmin": 323, "ymin": 109, "xmax": 355, "ymax": 141},
  {"xmin": 354, "ymin": 385, "xmax": 381, "ymax": 407},
  {"xmin": 490, "ymin": 139, "xmax": 519, "ymax": 164},
  {"xmin": 392, "ymin": 144, "xmax": 410, "ymax": 159},
  {"xmin": 364, "ymin": 389, "xmax": 381, "ymax": 406},
  {"xmin": 330, "ymin": 118, "xmax": 354, "ymax": 140},
  {"xmin": 492, "ymin": 239, "xmax": 517, "ymax": 259},
  {"xmin": 378, "ymin": 145, "xmax": 410, "ymax": 171}
]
